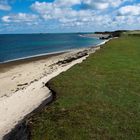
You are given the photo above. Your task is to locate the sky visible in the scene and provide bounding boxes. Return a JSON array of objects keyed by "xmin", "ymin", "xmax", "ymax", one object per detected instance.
[{"xmin": 0, "ymin": 0, "xmax": 140, "ymax": 33}]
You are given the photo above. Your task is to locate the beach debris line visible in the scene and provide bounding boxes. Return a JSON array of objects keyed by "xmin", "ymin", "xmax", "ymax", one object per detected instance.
[{"xmin": 56, "ymin": 50, "xmax": 88, "ymax": 65}]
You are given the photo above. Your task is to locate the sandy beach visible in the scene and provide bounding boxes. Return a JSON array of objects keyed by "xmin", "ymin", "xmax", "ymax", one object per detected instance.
[{"xmin": 0, "ymin": 41, "xmax": 107, "ymax": 139}]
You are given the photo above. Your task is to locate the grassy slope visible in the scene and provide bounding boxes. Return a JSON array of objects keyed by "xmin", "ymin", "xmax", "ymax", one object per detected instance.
[{"xmin": 29, "ymin": 35, "xmax": 140, "ymax": 140}]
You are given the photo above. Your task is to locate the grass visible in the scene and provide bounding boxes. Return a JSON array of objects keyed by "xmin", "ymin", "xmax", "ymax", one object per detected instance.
[{"xmin": 29, "ymin": 35, "xmax": 140, "ymax": 140}]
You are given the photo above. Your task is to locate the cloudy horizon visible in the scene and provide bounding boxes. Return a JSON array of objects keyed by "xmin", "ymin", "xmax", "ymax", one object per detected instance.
[{"xmin": 0, "ymin": 0, "xmax": 140, "ymax": 34}]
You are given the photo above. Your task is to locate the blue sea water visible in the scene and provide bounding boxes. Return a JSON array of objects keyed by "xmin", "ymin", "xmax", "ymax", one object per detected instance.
[{"xmin": 0, "ymin": 33, "xmax": 103, "ymax": 63}]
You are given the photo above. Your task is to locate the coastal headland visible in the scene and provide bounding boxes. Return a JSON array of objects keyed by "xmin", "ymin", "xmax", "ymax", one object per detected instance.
[
  {"xmin": 0, "ymin": 34, "xmax": 109, "ymax": 139},
  {"xmin": 1, "ymin": 30, "xmax": 140, "ymax": 140}
]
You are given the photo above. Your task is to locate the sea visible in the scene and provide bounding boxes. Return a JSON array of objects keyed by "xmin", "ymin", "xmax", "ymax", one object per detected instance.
[{"xmin": 0, "ymin": 33, "xmax": 103, "ymax": 63}]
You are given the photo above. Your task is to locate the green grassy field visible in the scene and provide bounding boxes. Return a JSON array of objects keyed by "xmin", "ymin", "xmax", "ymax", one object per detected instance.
[{"xmin": 29, "ymin": 35, "xmax": 140, "ymax": 140}]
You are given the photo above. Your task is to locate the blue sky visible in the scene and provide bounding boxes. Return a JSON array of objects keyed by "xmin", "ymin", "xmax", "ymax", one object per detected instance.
[{"xmin": 0, "ymin": 0, "xmax": 140, "ymax": 33}]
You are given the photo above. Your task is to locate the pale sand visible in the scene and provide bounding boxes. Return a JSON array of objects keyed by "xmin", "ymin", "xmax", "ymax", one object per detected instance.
[{"xmin": 0, "ymin": 45, "xmax": 104, "ymax": 139}]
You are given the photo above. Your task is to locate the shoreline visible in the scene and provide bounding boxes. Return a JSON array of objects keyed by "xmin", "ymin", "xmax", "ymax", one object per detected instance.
[
  {"xmin": 0, "ymin": 39, "xmax": 109, "ymax": 139},
  {"xmin": 0, "ymin": 39, "xmax": 105, "ymax": 65},
  {"xmin": 0, "ymin": 50, "xmax": 70, "ymax": 65}
]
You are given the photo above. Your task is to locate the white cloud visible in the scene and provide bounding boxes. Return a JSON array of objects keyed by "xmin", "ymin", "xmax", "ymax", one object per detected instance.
[
  {"xmin": 1, "ymin": 0, "xmax": 139, "ymax": 33},
  {"xmin": 114, "ymin": 3, "xmax": 140, "ymax": 28},
  {"xmin": 81, "ymin": 0, "xmax": 131, "ymax": 10},
  {"xmin": 1, "ymin": 16, "xmax": 10, "ymax": 22},
  {"xmin": 114, "ymin": 15, "xmax": 140, "ymax": 26},
  {"xmin": 1, "ymin": 13, "xmax": 39, "ymax": 24},
  {"xmin": 0, "ymin": 0, "xmax": 12, "ymax": 11},
  {"xmin": 31, "ymin": 0, "xmax": 133, "ymax": 23},
  {"xmin": 55, "ymin": 0, "xmax": 81, "ymax": 7},
  {"xmin": 93, "ymin": 2, "xmax": 109, "ymax": 10},
  {"xmin": 30, "ymin": 0, "xmax": 134, "ymax": 31},
  {"xmin": 107, "ymin": 0, "xmax": 130, "ymax": 7},
  {"xmin": 31, "ymin": 1, "xmax": 96, "ymax": 26},
  {"xmin": 0, "ymin": 4, "xmax": 11, "ymax": 11},
  {"xmin": 31, "ymin": 0, "xmax": 132, "ymax": 13},
  {"xmin": 118, "ymin": 4, "xmax": 140, "ymax": 16}
]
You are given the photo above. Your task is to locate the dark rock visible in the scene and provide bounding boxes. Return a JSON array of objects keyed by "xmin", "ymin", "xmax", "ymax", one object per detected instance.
[{"xmin": 17, "ymin": 83, "xmax": 28, "ymax": 87}]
